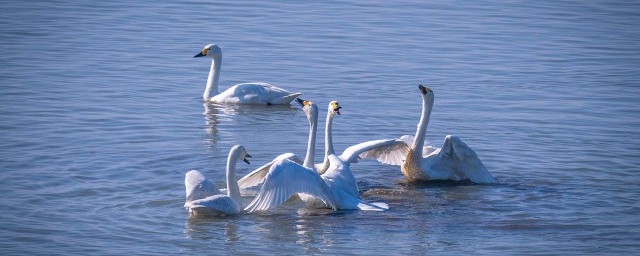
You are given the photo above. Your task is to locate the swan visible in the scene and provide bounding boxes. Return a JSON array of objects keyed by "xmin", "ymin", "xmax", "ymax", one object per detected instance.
[
  {"xmin": 193, "ymin": 44, "xmax": 302, "ymax": 104},
  {"xmin": 244, "ymin": 100, "xmax": 390, "ymax": 212},
  {"xmin": 184, "ymin": 145, "xmax": 252, "ymax": 216},
  {"xmin": 357, "ymin": 85, "xmax": 496, "ymax": 183}
]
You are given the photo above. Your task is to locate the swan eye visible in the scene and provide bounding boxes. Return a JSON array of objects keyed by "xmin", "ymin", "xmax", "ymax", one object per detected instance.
[{"xmin": 303, "ymin": 101, "xmax": 310, "ymax": 106}]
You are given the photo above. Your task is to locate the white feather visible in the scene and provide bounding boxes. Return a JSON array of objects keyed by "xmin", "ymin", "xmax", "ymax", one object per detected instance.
[
  {"xmin": 244, "ymin": 159, "xmax": 337, "ymax": 212},
  {"xmin": 195, "ymin": 44, "xmax": 301, "ymax": 105},
  {"xmin": 237, "ymin": 153, "xmax": 302, "ymax": 190}
]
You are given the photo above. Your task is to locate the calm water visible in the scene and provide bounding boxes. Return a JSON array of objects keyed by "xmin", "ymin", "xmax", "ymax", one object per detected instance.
[{"xmin": 1, "ymin": 0, "xmax": 639, "ymax": 255}]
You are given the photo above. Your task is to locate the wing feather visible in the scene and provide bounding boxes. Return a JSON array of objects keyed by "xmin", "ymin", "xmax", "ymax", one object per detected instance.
[
  {"xmin": 185, "ymin": 170, "xmax": 221, "ymax": 203},
  {"xmin": 244, "ymin": 160, "xmax": 337, "ymax": 212},
  {"xmin": 445, "ymin": 135, "xmax": 496, "ymax": 184},
  {"xmin": 352, "ymin": 138, "xmax": 411, "ymax": 166},
  {"xmin": 237, "ymin": 153, "xmax": 302, "ymax": 190}
]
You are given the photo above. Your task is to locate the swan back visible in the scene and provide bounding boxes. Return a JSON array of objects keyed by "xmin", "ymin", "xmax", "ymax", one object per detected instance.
[{"xmin": 185, "ymin": 170, "xmax": 221, "ymax": 203}]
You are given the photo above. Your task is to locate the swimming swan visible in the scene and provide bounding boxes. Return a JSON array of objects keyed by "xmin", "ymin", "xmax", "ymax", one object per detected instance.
[
  {"xmin": 193, "ymin": 44, "xmax": 301, "ymax": 104},
  {"xmin": 357, "ymin": 85, "xmax": 496, "ymax": 183},
  {"xmin": 244, "ymin": 101, "xmax": 389, "ymax": 212},
  {"xmin": 184, "ymin": 145, "xmax": 252, "ymax": 215}
]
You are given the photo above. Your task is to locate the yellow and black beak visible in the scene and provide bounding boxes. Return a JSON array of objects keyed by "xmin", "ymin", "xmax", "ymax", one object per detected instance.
[
  {"xmin": 418, "ymin": 84, "xmax": 432, "ymax": 95},
  {"xmin": 334, "ymin": 105, "xmax": 342, "ymax": 115},
  {"xmin": 296, "ymin": 98, "xmax": 310, "ymax": 108},
  {"xmin": 243, "ymin": 154, "xmax": 252, "ymax": 164},
  {"xmin": 193, "ymin": 51, "xmax": 205, "ymax": 58}
]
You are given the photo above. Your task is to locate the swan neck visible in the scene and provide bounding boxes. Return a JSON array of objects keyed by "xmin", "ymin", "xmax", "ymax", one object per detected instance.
[
  {"xmin": 322, "ymin": 112, "xmax": 335, "ymax": 169},
  {"xmin": 225, "ymin": 147, "xmax": 241, "ymax": 206},
  {"xmin": 411, "ymin": 94, "xmax": 433, "ymax": 155},
  {"xmin": 204, "ymin": 55, "xmax": 221, "ymax": 101},
  {"xmin": 303, "ymin": 112, "xmax": 318, "ymax": 169}
]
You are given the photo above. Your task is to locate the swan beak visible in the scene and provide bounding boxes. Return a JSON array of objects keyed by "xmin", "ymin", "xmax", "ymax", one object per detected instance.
[
  {"xmin": 243, "ymin": 154, "xmax": 252, "ymax": 164},
  {"xmin": 296, "ymin": 98, "xmax": 312, "ymax": 108},
  {"xmin": 419, "ymin": 84, "xmax": 432, "ymax": 95},
  {"xmin": 193, "ymin": 51, "xmax": 205, "ymax": 58},
  {"xmin": 334, "ymin": 106, "xmax": 342, "ymax": 115}
]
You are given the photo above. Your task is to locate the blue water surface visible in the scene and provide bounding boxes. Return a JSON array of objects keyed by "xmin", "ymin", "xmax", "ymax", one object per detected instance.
[{"xmin": 1, "ymin": 1, "xmax": 639, "ymax": 255}]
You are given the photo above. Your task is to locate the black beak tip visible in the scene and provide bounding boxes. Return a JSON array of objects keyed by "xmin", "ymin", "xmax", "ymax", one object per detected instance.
[
  {"xmin": 194, "ymin": 52, "xmax": 205, "ymax": 58},
  {"xmin": 295, "ymin": 98, "xmax": 305, "ymax": 106},
  {"xmin": 418, "ymin": 84, "xmax": 430, "ymax": 95},
  {"xmin": 243, "ymin": 158, "xmax": 251, "ymax": 164}
]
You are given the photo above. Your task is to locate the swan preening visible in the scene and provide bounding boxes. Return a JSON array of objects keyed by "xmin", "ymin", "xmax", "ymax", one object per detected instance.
[
  {"xmin": 184, "ymin": 145, "xmax": 252, "ymax": 216},
  {"xmin": 358, "ymin": 85, "xmax": 496, "ymax": 183},
  {"xmin": 194, "ymin": 44, "xmax": 301, "ymax": 104},
  {"xmin": 241, "ymin": 100, "xmax": 390, "ymax": 212}
]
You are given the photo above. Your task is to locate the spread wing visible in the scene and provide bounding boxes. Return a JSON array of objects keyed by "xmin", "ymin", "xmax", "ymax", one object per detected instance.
[
  {"xmin": 441, "ymin": 135, "xmax": 496, "ymax": 184},
  {"xmin": 244, "ymin": 159, "xmax": 337, "ymax": 212},
  {"xmin": 185, "ymin": 170, "xmax": 221, "ymax": 203},
  {"xmin": 353, "ymin": 137, "xmax": 411, "ymax": 166},
  {"xmin": 237, "ymin": 153, "xmax": 302, "ymax": 190}
]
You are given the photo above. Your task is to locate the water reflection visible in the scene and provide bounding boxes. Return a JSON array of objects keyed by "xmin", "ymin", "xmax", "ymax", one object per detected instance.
[
  {"xmin": 202, "ymin": 103, "xmax": 219, "ymax": 145},
  {"xmin": 184, "ymin": 214, "xmax": 240, "ymax": 242},
  {"xmin": 202, "ymin": 102, "xmax": 300, "ymax": 145},
  {"xmin": 249, "ymin": 209, "xmax": 351, "ymax": 254}
]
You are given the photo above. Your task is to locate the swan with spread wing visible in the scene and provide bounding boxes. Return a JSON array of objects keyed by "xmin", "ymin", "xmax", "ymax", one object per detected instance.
[
  {"xmin": 356, "ymin": 85, "xmax": 496, "ymax": 183},
  {"xmin": 243, "ymin": 100, "xmax": 390, "ymax": 212}
]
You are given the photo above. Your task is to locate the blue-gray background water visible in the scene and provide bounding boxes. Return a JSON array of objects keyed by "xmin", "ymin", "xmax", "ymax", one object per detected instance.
[{"xmin": 1, "ymin": 1, "xmax": 639, "ymax": 255}]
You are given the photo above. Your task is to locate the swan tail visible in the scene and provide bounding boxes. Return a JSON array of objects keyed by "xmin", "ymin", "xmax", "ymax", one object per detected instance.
[{"xmin": 275, "ymin": 93, "xmax": 302, "ymax": 104}]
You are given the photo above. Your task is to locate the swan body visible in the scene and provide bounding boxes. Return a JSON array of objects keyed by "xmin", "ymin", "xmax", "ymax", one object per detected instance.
[
  {"xmin": 184, "ymin": 145, "xmax": 252, "ymax": 216},
  {"xmin": 244, "ymin": 101, "xmax": 389, "ymax": 212},
  {"xmin": 194, "ymin": 44, "xmax": 301, "ymax": 104},
  {"xmin": 358, "ymin": 85, "xmax": 496, "ymax": 183}
]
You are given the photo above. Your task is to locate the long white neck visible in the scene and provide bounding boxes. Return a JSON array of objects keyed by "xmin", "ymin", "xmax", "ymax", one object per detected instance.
[
  {"xmin": 411, "ymin": 93, "xmax": 434, "ymax": 156},
  {"xmin": 322, "ymin": 112, "xmax": 335, "ymax": 170},
  {"xmin": 203, "ymin": 55, "xmax": 221, "ymax": 101},
  {"xmin": 225, "ymin": 148, "xmax": 241, "ymax": 207},
  {"xmin": 303, "ymin": 111, "xmax": 318, "ymax": 169}
]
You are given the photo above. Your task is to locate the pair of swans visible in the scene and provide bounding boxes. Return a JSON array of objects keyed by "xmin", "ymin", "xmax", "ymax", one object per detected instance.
[
  {"xmin": 184, "ymin": 100, "xmax": 392, "ymax": 215},
  {"xmin": 194, "ymin": 44, "xmax": 301, "ymax": 105}
]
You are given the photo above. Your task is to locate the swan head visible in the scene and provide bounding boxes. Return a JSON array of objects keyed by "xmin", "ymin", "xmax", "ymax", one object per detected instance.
[
  {"xmin": 296, "ymin": 98, "xmax": 319, "ymax": 122},
  {"xmin": 194, "ymin": 44, "xmax": 222, "ymax": 58},
  {"xmin": 418, "ymin": 84, "xmax": 434, "ymax": 105},
  {"xmin": 328, "ymin": 101, "xmax": 342, "ymax": 116},
  {"xmin": 231, "ymin": 145, "xmax": 252, "ymax": 164}
]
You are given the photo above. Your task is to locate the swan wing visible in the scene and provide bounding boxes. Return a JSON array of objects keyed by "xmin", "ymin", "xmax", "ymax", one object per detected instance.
[
  {"xmin": 237, "ymin": 153, "xmax": 302, "ymax": 190},
  {"xmin": 329, "ymin": 187, "xmax": 389, "ymax": 211},
  {"xmin": 185, "ymin": 194, "xmax": 240, "ymax": 215},
  {"xmin": 351, "ymin": 138, "xmax": 411, "ymax": 166},
  {"xmin": 185, "ymin": 170, "xmax": 221, "ymax": 202},
  {"xmin": 442, "ymin": 135, "xmax": 496, "ymax": 184},
  {"xmin": 244, "ymin": 159, "xmax": 337, "ymax": 212},
  {"xmin": 213, "ymin": 83, "xmax": 301, "ymax": 104},
  {"xmin": 399, "ymin": 135, "xmax": 440, "ymax": 157}
]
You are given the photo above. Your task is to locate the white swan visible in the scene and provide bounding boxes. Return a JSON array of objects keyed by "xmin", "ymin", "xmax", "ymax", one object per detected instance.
[
  {"xmin": 193, "ymin": 44, "xmax": 301, "ymax": 104},
  {"xmin": 357, "ymin": 85, "xmax": 496, "ymax": 183},
  {"xmin": 184, "ymin": 145, "xmax": 252, "ymax": 216},
  {"xmin": 244, "ymin": 100, "xmax": 389, "ymax": 212}
]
